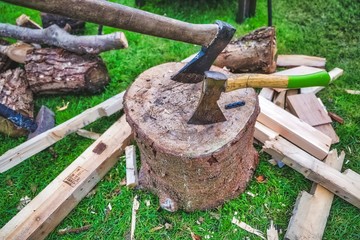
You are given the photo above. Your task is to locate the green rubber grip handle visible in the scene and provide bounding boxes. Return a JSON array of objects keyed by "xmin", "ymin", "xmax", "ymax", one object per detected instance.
[{"xmin": 287, "ymin": 71, "xmax": 331, "ymax": 88}]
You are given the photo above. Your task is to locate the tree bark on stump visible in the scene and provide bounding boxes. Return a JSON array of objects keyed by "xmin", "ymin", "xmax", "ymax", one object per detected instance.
[
  {"xmin": 214, "ymin": 26, "xmax": 277, "ymax": 74},
  {"xmin": 0, "ymin": 68, "xmax": 34, "ymax": 137},
  {"xmin": 24, "ymin": 48, "xmax": 109, "ymax": 95},
  {"xmin": 40, "ymin": 12, "xmax": 85, "ymax": 34},
  {"xmin": 0, "ymin": 39, "xmax": 17, "ymax": 73},
  {"xmin": 124, "ymin": 62, "xmax": 260, "ymax": 212}
]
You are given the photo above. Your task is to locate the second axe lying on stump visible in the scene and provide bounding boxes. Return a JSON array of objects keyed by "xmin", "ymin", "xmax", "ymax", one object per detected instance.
[{"xmin": 189, "ymin": 70, "xmax": 331, "ymax": 124}]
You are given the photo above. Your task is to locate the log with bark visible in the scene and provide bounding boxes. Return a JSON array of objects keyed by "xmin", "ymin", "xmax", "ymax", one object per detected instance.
[
  {"xmin": 24, "ymin": 48, "xmax": 110, "ymax": 95},
  {"xmin": 0, "ymin": 68, "xmax": 34, "ymax": 137},
  {"xmin": 124, "ymin": 62, "xmax": 260, "ymax": 212},
  {"xmin": 0, "ymin": 39, "xmax": 17, "ymax": 73},
  {"xmin": 214, "ymin": 26, "xmax": 277, "ymax": 74},
  {"xmin": 0, "ymin": 23, "xmax": 128, "ymax": 55},
  {"xmin": 41, "ymin": 12, "xmax": 85, "ymax": 34}
]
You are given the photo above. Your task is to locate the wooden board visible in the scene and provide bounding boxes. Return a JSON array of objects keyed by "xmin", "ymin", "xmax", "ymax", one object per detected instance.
[
  {"xmin": 0, "ymin": 91, "xmax": 125, "ymax": 173},
  {"xmin": 276, "ymin": 55, "xmax": 326, "ymax": 68},
  {"xmin": 314, "ymin": 124, "xmax": 339, "ymax": 144},
  {"xmin": 285, "ymin": 150, "xmax": 345, "ymax": 240},
  {"xmin": 0, "ymin": 115, "xmax": 133, "ymax": 239},
  {"xmin": 287, "ymin": 93, "xmax": 332, "ymax": 126},
  {"xmin": 263, "ymin": 136, "xmax": 360, "ymax": 209},
  {"xmin": 258, "ymin": 95, "xmax": 332, "ymax": 160}
]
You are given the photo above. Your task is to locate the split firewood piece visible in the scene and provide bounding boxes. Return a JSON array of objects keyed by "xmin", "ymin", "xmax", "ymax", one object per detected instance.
[
  {"xmin": 125, "ymin": 145, "xmax": 139, "ymax": 188},
  {"xmin": 262, "ymin": 134, "xmax": 360, "ymax": 209},
  {"xmin": 130, "ymin": 195, "xmax": 140, "ymax": 240},
  {"xmin": 258, "ymin": 96, "xmax": 332, "ymax": 160},
  {"xmin": 285, "ymin": 149, "xmax": 345, "ymax": 240},
  {"xmin": 0, "ymin": 68, "xmax": 34, "ymax": 137},
  {"xmin": 25, "ymin": 48, "xmax": 109, "ymax": 95},
  {"xmin": 267, "ymin": 220, "xmax": 279, "ymax": 240},
  {"xmin": 345, "ymin": 89, "xmax": 360, "ymax": 95},
  {"xmin": 328, "ymin": 112, "xmax": 344, "ymax": 124},
  {"xmin": 276, "ymin": 55, "xmax": 326, "ymax": 68},
  {"xmin": 0, "ymin": 39, "xmax": 17, "ymax": 73},
  {"xmin": 0, "ymin": 115, "xmax": 133, "ymax": 240},
  {"xmin": 214, "ymin": 26, "xmax": 277, "ymax": 73},
  {"xmin": 259, "ymin": 88, "xmax": 275, "ymax": 101},
  {"xmin": 0, "ymin": 42, "xmax": 34, "ymax": 63},
  {"xmin": 41, "ymin": 12, "xmax": 85, "ymax": 34},
  {"xmin": 76, "ymin": 129, "xmax": 101, "ymax": 140},
  {"xmin": 0, "ymin": 23, "xmax": 128, "ymax": 54},
  {"xmin": 58, "ymin": 225, "xmax": 91, "ymax": 235},
  {"xmin": 16, "ymin": 14, "xmax": 42, "ymax": 29},
  {"xmin": 231, "ymin": 217, "xmax": 266, "ymax": 239},
  {"xmin": 0, "ymin": 91, "xmax": 125, "ymax": 173}
]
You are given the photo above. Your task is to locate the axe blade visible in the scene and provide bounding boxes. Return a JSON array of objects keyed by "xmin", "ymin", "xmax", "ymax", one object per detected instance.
[
  {"xmin": 172, "ymin": 21, "xmax": 236, "ymax": 83},
  {"xmin": 188, "ymin": 71, "xmax": 228, "ymax": 124}
]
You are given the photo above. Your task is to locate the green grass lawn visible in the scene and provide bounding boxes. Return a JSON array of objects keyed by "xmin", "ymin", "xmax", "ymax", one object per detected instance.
[{"xmin": 0, "ymin": 0, "xmax": 359, "ymax": 239}]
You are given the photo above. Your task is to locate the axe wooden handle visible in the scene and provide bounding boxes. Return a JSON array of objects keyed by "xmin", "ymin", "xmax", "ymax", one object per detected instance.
[
  {"xmin": 2, "ymin": 0, "xmax": 218, "ymax": 46},
  {"xmin": 226, "ymin": 71, "xmax": 331, "ymax": 91}
]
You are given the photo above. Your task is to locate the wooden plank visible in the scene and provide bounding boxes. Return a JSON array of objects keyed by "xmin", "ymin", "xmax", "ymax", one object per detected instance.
[
  {"xmin": 0, "ymin": 91, "xmax": 125, "ymax": 173},
  {"xmin": 125, "ymin": 145, "xmax": 138, "ymax": 188},
  {"xmin": 285, "ymin": 150, "xmax": 345, "ymax": 240},
  {"xmin": 0, "ymin": 115, "xmax": 133, "ymax": 240},
  {"xmin": 314, "ymin": 124, "xmax": 339, "ymax": 144},
  {"xmin": 262, "ymin": 136, "xmax": 360, "ymax": 209},
  {"xmin": 276, "ymin": 55, "xmax": 326, "ymax": 68},
  {"xmin": 273, "ymin": 90, "xmax": 286, "ymax": 109},
  {"xmin": 287, "ymin": 93, "xmax": 332, "ymax": 126},
  {"xmin": 258, "ymin": 95, "xmax": 332, "ymax": 160},
  {"xmin": 301, "ymin": 67, "xmax": 343, "ymax": 94},
  {"xmin": 259, "ymin": 88, "xmax": 275, "ymax": 101}
]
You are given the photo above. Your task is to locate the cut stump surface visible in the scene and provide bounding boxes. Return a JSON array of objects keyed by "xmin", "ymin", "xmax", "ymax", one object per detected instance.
[{"xmin": 124, "ymin": 62, "xmax": 260, "ymax": 211}]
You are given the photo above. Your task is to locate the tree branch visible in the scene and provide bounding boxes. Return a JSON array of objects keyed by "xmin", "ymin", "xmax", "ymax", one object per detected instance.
[{"xmin": 0, "ymin": 23, "xmax": 128, "ymax": 54}]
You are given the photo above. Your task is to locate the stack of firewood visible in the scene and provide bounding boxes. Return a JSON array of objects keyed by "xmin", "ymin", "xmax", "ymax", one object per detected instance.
[{"xmin": 0, "ymin": 14, "xmax": 128, "ymax": 137}]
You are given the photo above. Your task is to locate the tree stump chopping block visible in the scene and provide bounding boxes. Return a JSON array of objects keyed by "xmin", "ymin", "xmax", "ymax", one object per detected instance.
[{"xmin": 124, "ymin": 62, "xmax": 260, "ymax": 212}]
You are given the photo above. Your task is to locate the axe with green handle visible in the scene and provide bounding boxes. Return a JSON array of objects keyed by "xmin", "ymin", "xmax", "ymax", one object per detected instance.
[{"xmin": 188, "ymin": 70, "xmax": 331, "ymax": 124}]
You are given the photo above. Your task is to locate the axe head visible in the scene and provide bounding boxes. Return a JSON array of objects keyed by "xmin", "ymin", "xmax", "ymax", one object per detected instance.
[
  {"xmin": 171, "ymin": 21, "xmax": 235, "ymax": 83},
  {"xmin": 188, "ymin": 71, "xmax": 228, "ymax": 124}
]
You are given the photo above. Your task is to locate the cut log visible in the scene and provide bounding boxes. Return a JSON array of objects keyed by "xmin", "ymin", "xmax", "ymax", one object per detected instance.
[
  {"xmin": 24, "ymin": 48, "xmax": 110, "ymax": 95},
  {"xmin": 0, "ymin": 115, "xmax": 133, "ymax": 240},
  {"xmin": 0, "ymin": 68, "xmax": 34, "ymax": 137},
  {"xmin": 124, "ymin": 62, "xmax": 260, "ymax": 212},
  {"xmin": 0, "ymin": 23, "xmax": 128, "ymax": 55},
  {"xmin": 0, "ymin": 91, "xmax": 125, "ymax": 173},
  {"xmin": 258, "ymin": 96, "xmax": 332, "ymax": 160},
  {"xmin": 285, "ymin": 150, "xmax": 345, "ymax": 240},
  {"xmin": 214, "ymin": 26, "xmax": 277, "ymax": 74},
  {"xmin": 276, "ymin": 55, "xmax": 326, "ymax": 68},
  {"xmin": 40, "ymin": 12, "xmax": 85, "ymax": 34},
  {"xmin": 0, "ymin": 39, "xmax": 17, "ymax": 73}
]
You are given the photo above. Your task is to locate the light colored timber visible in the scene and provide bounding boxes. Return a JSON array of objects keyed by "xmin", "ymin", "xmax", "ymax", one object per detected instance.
[
  {"xmin": 267, "ymin": 220, "xmax": 279, "ymax": 240},
  {"xmin": 16, "ymin": 14, "xmax": 42, "ymax": 29},
  {"xmin": 263, "ymin": 136, "xmax": 360, "ymax": 209},
  {"xmin": 0, "ymin": 115, "xmax": 133, "ymax": 240},
  {"xmin": 259, "ymin": 88, "xmax": 275, "ymax": 101},
  {"xmin": 276, "ymin": 54, "xmax": 326, "ymax": 68},
  {"xmin": 285, "ymin": 149, "xmax": 345, "ymax": 240},
  {"xmin": 226, "ymin": 74, "xmax": 288, "ymax": 91},
  {"xmin": 258, "ymin": 95, "xmax": 332, "ymax": 160},
  {"xmin": 0, "ymin": 91, "xmax": 125, "ymax": 173},
  {"xmin": 125, "ymin": 145, "xmax": 138, "ymax": 188}
]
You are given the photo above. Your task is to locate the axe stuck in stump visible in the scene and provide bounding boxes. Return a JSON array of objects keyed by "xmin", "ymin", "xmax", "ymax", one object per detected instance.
[{"xmin": 1, "ymin": 0, "xmax": 236, "ymax": 83}]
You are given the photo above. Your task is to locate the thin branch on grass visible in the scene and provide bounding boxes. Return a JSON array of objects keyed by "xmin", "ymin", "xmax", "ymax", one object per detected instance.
[{"xmin": 0, "ymin": 23, "xmax": 128, "ymax": 54}]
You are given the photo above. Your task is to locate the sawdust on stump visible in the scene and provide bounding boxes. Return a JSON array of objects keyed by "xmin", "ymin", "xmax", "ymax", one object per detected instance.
[{"xmin": 124, "ymin": 62, "xmax": 260, "ymax": 212}]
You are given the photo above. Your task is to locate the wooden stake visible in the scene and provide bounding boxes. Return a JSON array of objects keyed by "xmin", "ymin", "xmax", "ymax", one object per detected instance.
[
  {"xmin": 130, "ymin": 195, "xmax": 140, "ymax": 240},
  {"xmin": 125, "ymin": 145, "xmax": 138, "ymax": 188},
  {"xmin": 0, "ymin": 115, "xmax": 133, "ymax": 239},
  {"xmin": 285, "ymin": 150, "xmax": 345, "ymax": 240},
  {"xmin": 0, "ymin": 91, "xmax": 125, "ymax": 173}
]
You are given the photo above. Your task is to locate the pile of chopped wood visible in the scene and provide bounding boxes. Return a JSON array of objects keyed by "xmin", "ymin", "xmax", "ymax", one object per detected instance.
[{"xmin": 0, "ymin": 14, "xmax": 127, "ymax": 137}]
